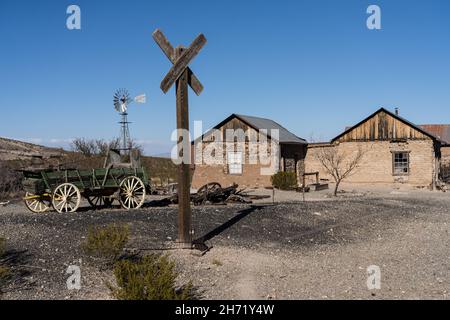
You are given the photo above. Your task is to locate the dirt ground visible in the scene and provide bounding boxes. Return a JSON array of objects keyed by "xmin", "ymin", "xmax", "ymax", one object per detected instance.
[{"xmin": 0, "ymin": 184, "xmax": 449, "ymax": 300}]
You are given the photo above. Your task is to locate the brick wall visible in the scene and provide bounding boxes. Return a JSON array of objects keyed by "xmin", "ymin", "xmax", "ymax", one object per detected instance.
[
  {"xmin": 191, "ymin": 164, "xmax": 273, "ymax": 189},
  {"xmin": 305, "ymin": 140, "xmax": 436, "ymax": 186}
]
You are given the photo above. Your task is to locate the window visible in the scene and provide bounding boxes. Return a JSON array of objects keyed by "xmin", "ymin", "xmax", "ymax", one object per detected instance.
[
  {"xmin": 393, "ymin": 152, "xmax": 409, "ymax": 175},
  {"xmin": 227, "ymin": 152, "xmax": 242, "ymax": 175}
]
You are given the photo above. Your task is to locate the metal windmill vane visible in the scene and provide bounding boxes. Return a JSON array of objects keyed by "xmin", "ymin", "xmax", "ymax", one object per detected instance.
[{"xmin": 113, "ymin": 88, "xmax": 146, "ymax": 154}]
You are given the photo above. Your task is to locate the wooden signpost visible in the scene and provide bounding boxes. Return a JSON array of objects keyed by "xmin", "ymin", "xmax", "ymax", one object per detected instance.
[{"xmin": 153, "ymin": 29, "xmax": 207, "ymax": 248}]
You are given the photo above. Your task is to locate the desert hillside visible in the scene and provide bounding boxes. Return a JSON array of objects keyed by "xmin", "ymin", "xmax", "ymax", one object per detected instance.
[{"xmin": 0, "ymin": 137, "xmax": 64, "ymax": 161}]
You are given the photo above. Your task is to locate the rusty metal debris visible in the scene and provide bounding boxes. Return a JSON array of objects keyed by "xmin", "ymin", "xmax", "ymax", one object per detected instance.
[{"xmin": 153, "ymin": 183, "xmax": 270, "ymax": 207}]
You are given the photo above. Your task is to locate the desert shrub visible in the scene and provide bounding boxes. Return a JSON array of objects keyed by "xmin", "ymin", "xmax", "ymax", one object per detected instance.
[
  {"xmin": 83, "ymin": 224, "xmax": 129, "ymax": 262},
  {"xmin": 271, "ymin": 172, "xmax": 298, "ymax": 190},
  {"xmin": 0, "ymin": 265, "xmax": 8, "ymax": 281},
  {"xmin": 111, "ymin": 254, "xmax": 193, "ymax": 300},
  {"xmin": 0, "ymin": 238, "xmax": 5, "ymax": 256},
  {"xmin": 0, "ymin": 161, "xmax": 23, "ymax": 199},
  {"xmin": 0, "ymin": 238, "xmax": 9, "ymax": 290},
  {"xmin": 212, "ymin": 259, "xmax": 223, "ymax": 266}
]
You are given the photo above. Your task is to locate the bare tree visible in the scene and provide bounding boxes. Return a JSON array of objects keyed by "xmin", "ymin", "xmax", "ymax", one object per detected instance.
[
  {"xmin": 71, "ymin": 138, "xmax": 97, "ymax": 157},
  {"xmin": 71, "ymin": 138, "xmax": 121, "ymax": 157},
  {"xmin": 316, "ymin": 145, "xmax": 365, "ymax": 196},
  {"xmin": 95, "ymin": 138, "xmax": 121, "ymax": 156}
]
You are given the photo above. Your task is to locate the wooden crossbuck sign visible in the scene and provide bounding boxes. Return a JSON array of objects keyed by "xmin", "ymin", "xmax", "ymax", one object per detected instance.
[{"xmin": 153, "ymin": 29, "xmax": 207, "ymax": 248}]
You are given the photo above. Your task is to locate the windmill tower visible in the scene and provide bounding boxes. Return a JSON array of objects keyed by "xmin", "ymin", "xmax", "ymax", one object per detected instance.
[{"xmin": 113, "ymin": 88, "xmax": 146, "ymax": 155}]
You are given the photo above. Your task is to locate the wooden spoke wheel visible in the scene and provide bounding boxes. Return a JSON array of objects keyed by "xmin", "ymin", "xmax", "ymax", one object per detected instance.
[
  {"xmin": 119, "ymin": 176, "xmax": 146, "ymax": 210},
  {"xmin": 24, "ymin": 192, "xmax": 52, "ymax": 213},
  {"xmin": 52, "ymin": 183, "xmax": 81, "ymax": 213},
  {"xmin": 87, "ymin": 195, "xmax": 113, "ymax": 209},
  {"xmin": 196, "ymin": 182, "xmax": 222, "ymax": 204}
]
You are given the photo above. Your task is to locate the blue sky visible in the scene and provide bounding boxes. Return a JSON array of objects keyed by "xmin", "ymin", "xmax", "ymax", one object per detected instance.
[{"xmin": 1, "ymin": 0, "xmax": 450, "ymax": 154}]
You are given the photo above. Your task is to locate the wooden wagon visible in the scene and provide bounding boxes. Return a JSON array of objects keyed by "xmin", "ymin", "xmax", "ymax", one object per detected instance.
[{"xmin": 22, "ymin": 150, "xmax": 151, "ymax": 213}]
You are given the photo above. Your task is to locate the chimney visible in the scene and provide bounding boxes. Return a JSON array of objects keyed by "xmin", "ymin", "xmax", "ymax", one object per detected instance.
[{"xmin": 395, "ymin": 107, "xmax": 399, "ymax": 116}]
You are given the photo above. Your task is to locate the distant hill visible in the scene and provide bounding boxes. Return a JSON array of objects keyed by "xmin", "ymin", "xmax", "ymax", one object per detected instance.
[
  {"xmin": 151, "ymin": 152, "xmax": 172, "ymax": 159},
  {"xmin": 0, "ymin": 137, "xmax": 64, "ymax": 161}
]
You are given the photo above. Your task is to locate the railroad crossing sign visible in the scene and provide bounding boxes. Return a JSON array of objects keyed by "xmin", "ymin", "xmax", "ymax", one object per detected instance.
[{"xmin": 153, "ymin": 29, "xmax": 207, "ymax": 248}]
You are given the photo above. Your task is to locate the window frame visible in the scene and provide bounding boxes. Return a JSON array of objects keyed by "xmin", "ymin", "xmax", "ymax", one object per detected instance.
[
  {"xmin": 392, "ymin": 151, "xmax": 410, "ymax": 176},
  {"xmin": 227, "ymin": 151, "xmax": 243, "ymax": 175}
]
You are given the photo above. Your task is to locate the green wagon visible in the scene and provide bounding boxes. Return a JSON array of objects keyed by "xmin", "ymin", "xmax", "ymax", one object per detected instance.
[{"xmin": 22, "ymin": 155, "xmax": 151, "ymax": 213}]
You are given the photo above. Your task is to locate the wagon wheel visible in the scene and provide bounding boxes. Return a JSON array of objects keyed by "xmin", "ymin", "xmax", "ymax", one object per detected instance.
[
  {"xmin": 196, "ymin": 182, "xmax": 222, "ymax": 205},
  {"xmin": 24, "ymin": 192, "xmax": 52, "ymax": 213},
  {"xmin": 197, "ymin": 182, "xmax": 222, "ymax": 195},
  {"xmin": 52, "ymin": 183, "xmax": 81, "ymax": 213},
  {"xmin": 119, "ymin": 176, "xmax": 146, "ymax": 210},
  {"xmin": 87, "ymin": 196, "xmax": 114, "ymax": 209}
]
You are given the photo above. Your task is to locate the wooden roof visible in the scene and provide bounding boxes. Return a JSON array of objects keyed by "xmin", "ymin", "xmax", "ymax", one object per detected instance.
[{"xmin": 331, "ymin": 108, "xmax": 442, "ymax": 143}]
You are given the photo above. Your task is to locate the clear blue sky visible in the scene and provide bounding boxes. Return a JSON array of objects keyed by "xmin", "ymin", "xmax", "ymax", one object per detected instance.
[{"xmin": 1, "ymin": 0, "xmax": 450, "ymax": 154}]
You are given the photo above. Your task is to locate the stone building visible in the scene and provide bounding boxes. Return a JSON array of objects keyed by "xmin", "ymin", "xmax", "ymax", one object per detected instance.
[
  {"xmin": 304, "ymin": 108, "xmax": 445, "ymax": 188},
  {"xmin": 191, "ymin": 114, "xmax": 307, "ymax": 189}
]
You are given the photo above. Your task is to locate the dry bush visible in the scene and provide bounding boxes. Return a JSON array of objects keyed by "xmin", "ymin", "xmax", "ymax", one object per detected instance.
[
  {"xmin": 141, "ymin": 157, "xmax": 177, "ymax": 186},
  {"xmin": 60, "ymin": 153, "xmax": 104, "ymax": 170},
  {"xmin": 0, "ymin": 237, "xmax": 5, "ymax": 257},
  {"xmin": 111, "ymin": 254, "xmax": 193, "ymax": 300},
  {"xmin": 0, "ymin": 238, "xmax": 9, "ymax": 290},
  {"xmin": 0, "ymin": 161, "xmax": 23, "ymax": 199},
  {"xmin": 83, "ymin": 224, "xmax": 130, "ymax": 263},
  {"xmin": 212, "ymin": 259, "xmax": 223, "ymax": 267}
]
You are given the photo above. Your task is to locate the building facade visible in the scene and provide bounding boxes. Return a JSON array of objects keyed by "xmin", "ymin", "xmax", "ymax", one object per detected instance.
[
  {"xmin": 304, "ymin": 108, "xmax": 443, "ymax": 188},
  {"xmin": 191, "ymin": 114, "xmax": 307, "ymax": 189}
]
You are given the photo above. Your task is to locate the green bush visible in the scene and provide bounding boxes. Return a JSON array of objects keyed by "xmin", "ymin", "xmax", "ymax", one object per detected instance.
[
  {"xmin": 271, "ymin": 172, "xmax": 298, "ymax": 190},
  {"xmin": 111, "ymin": 254, "xmax": 193, "ymax": 300},
  {"xmin": 83, "ymin": 224, "xmax": 129, "ymax": 262}
]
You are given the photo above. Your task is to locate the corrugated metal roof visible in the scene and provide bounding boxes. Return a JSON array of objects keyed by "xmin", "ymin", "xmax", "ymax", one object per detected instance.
[
  {"xmin": 234, "ymin": 114, "xmax": 307, "ymax": 144},
  {"xmin": 419, "ymin": 125, "xmax": 450, "ymax": 144}
]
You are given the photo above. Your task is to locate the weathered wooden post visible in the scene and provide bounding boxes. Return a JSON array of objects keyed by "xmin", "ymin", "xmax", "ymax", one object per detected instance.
[{"xmin": 153, "ymin": 29, "xmax": 207, "ymax": 248}]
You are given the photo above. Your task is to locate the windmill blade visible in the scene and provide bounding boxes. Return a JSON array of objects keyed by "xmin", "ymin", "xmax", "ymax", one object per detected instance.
[{"xmin": 113, "ymin": 88, "xmax": 131, "ymax": 112}]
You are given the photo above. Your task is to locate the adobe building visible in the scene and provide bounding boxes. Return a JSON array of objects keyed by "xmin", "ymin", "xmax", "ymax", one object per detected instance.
[
  {"xmin": 305, "ymin": 108, "xmax": 446, "ymax": 188},
  {"xmin": 420, "ymin": 124, "xmax": 450, "ymax": 181},
  {"xmin": 191, "ymin": 114, "xmax": 307, "ymax": 189}
]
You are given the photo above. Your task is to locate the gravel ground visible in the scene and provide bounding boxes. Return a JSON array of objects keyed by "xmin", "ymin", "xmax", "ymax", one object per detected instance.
[{"xmin": 0, "ymin": 190, "xmax": 449, "ymax": 300}]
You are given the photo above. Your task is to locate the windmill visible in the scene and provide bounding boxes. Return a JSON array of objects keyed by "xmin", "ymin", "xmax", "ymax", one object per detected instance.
[{"xmin": 113, "ymin": 88, "xmax": 146, "ymax": 155}]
